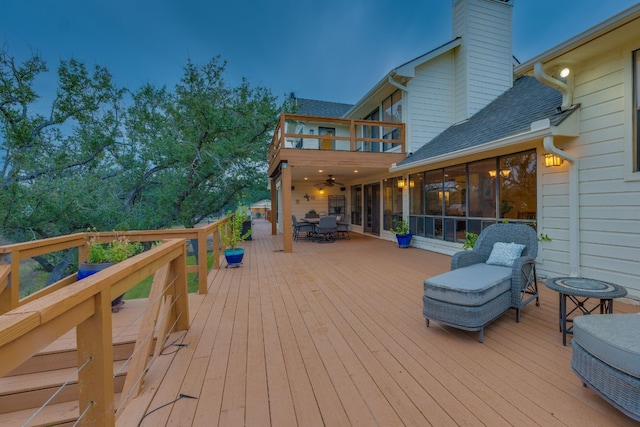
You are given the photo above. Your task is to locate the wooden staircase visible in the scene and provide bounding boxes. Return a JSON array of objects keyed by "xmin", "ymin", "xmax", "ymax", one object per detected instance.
[{"xmin": 0, "ymin": 299, "xmax": 147, "ymax": 426}]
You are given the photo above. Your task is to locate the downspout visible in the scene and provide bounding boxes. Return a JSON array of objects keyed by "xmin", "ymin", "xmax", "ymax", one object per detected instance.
[
  {"xmin": 534, "ymin": 62, "xmax": 580, "ymax": 276},
  {"xmin": 543, "ymin": 135, "xmax": 580, "ymax": 277},
  {"xmin": 533, "ymin": 62, "xmax": 573, "ymax": 111}
]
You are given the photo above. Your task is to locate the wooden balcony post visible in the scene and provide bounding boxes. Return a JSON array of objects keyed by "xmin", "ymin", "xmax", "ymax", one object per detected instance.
[
  {"xmin": 350, "ymin": 120, "xmax": 356, "ymax": 152},
  {"xmin": 281, "ymin": 163, "xmax": 293, "ymax": 253},
  {"xmin": 270, "ymin": 179, "xmax": 277, "ymax": 236},
  {"xmin": 76, "ymin": 289, "xmax": 115, "ymax": 426}
]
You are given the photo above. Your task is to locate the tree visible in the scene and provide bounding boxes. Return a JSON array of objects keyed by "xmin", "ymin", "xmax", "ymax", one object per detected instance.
[
  {"xmin": 123, "ymin": 56, "xmax": 280, "ymax": 229},
  {"xmin": 0, "ymin": 49, "xmax": 126, "ymax": 244},
  {"xmin": 0, "ymin": 48, "xmax": 283, "ymax": 284}
]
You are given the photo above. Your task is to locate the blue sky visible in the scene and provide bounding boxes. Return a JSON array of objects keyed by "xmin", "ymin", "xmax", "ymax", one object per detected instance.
[{"xmin": 2, "ymin": 1, "xmax": 639, "ymax": 106}]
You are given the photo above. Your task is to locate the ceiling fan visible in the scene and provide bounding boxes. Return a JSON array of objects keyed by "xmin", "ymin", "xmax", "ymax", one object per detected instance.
[{"xmin": 314, "ymin": 174, "xmax": 345, "ymax": 189}]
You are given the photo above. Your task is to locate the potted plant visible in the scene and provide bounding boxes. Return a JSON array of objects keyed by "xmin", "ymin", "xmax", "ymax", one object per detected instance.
[
  {"xmin": 78, "ymin": 229, "xmax": 143, "ymax": 312},
  {"xmin": 390, "ymin": 218, "xmax": 412, "ymax": 248},
  {"xmin": 222, "ymin": 207, "xmax": 252, "ymax": 267}
]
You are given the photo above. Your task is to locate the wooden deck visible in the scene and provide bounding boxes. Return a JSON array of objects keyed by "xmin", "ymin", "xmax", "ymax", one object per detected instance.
[{"xmin": 120, "ymin": 219, "xmax": 640, "ymax": 426}]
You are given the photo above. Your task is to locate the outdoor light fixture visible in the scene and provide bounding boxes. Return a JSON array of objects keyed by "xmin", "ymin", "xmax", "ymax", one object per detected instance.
[
  {"xmin": 488, "ymin": 169, "xmax": 511, "ymax": 178},
  {"xmin": 545, "ymin": 153, "xmax": 564, "ymax": 167},
  {"xmin": 559, "ymin": 67, "xmax": 570, "ymax": 78},
  {"xmin": 397, "ymin": 177, "xmax": 406, "ymax": 189}
]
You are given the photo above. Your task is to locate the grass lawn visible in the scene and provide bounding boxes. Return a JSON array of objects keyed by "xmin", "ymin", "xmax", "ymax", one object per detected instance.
[{"xmin": 124, "ymin": 253, "xmax": 214, "ymax": 299}]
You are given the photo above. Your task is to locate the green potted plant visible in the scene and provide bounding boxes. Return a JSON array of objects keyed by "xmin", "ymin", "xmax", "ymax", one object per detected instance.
[
  {"xmin": 78, "ymin": 229, "xmax": 143, "ymax": 312},
  {"xmin": 222, "ymin": 207, "xmax": 252, "ymax": 267},
  {"xmin": 390, "ymin": 218, "xmax": 412, "ymax": 248}
]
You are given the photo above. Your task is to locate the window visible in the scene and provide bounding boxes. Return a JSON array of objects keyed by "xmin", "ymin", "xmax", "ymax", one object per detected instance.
[
  {"xmin": 382, "ymin": 177, "xmax": 403, "ymax": 231},
  {"xmin": 351, "ymin": 185, "xmax": 362, "ymax": 225},
  {"xmin": 635, "ymin": 50, "xmax": 640, "ymax": 171},
  {"xmin": 408, "ymin": 150, "xmax": 537, "ymax": 242},
  {"xmin": 318, "ymin": 127, "xmax": 335, "ymax": 150}
]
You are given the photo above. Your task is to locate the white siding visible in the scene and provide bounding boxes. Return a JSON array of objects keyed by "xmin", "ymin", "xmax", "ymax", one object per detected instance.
[
  {"xmin": 539, "ymin": 44, "xmax": 640, "ymax": 299},
  {"xmin": 452, "ymin": 0, "xmax": 513, "ymax": 121},
  {"xmin": 407, "ymin": 53, "xmax": 456, "ymax": 154}
]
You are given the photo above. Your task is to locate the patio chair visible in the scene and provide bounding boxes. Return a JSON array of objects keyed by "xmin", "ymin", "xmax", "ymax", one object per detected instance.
[
  {"xmin": 292, "ymin": 215, "xmax": 315, "ymax": 241},
  {"xmin": 571, "ymin": 313, "xmax": 640, "ymax": 421},
  {"xmin": 422, "ymin": 223, "xmax": 539, "ymax": 342},
  {"xmin": 335, "ymin": 215, "xmax": 350, "ymax": 240},
  {"xmin": 316, "ymin": 216, "xmax": 337, "ymax": 243}
]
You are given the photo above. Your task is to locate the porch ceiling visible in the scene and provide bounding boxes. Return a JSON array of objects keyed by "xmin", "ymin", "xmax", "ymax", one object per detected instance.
[{"xmin": 269, "ymin": 149, "xmax": 406, "ymax": 185}]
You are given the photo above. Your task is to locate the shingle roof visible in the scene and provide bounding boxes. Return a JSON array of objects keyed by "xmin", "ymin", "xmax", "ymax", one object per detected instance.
[
  {"xmin": 399, "ymin": 76, "xmax": 578, "ymax": 166},
  {"xmin": 291, "ymin": 98, "xmax": 354, "ymax": 118}
]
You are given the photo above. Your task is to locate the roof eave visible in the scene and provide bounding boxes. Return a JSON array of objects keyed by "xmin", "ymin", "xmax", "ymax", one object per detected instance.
[
  {"xmin": 515, "ymin": 4, "xmax": 640, "ymax": 74},
  {"xmin": 390, "ymin": 115, "xmax": 579, "ymax": 172},
  {"xmin": 344, "ymin": 38, "xmax": 462, "ymax": 118}
]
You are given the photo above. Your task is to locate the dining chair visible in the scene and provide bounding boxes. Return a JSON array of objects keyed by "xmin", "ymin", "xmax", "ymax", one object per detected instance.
[{"xmin": 316, "ymin": 216, "xmax": 337, "ymax": 243}]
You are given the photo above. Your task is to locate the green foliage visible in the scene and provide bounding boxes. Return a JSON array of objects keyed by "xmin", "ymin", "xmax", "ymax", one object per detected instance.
[
  {"xmin": 538, "ymin": 233, "xmax": 552, "ymax": 242},
  {"xmin": 390, "ymin": 219, "xmax": 410, "ymax": 235},
  {"xmin": 86, "ymin": 229, "xmax": 143, "ymax": 264},
  {"xmin": 221, "ymin": 207, "xmax": 252, "ymax": 250},
  {"xmin": 462, "ymin": 232, "xmax": 479, "ymax": 250},
  {"xmin": 0, "ymin": 47, "xmax": 282, "ymax": 280}
]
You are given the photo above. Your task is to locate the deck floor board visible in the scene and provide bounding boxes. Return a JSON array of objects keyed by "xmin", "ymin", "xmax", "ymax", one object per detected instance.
[{"xmin": 121, "ymin": 219, "xmax": 640, "ymax": 426}]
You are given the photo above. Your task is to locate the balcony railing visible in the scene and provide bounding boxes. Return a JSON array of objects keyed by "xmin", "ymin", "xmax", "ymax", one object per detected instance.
[{"xmin": 268, "ymin": 113, "xmax": 405, "ymax": 164}]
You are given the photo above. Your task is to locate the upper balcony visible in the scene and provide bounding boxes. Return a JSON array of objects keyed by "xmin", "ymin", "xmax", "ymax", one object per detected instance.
[{"xmin": 268, "ymin": 114, "xmax": 407, "ymax": 178}]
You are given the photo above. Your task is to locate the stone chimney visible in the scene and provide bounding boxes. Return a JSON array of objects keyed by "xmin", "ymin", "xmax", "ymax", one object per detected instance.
[{"xmin": 452, "ymin": 0, "xmax": 513, "ymax": 122}]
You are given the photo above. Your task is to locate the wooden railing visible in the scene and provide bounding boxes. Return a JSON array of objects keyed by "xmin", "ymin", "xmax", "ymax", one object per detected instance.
[
  {"xmin": 0, "ymin": 218, "xmax": 230, "ymax": 314},
  {"xmin": 0, "ymin": 215, "xmax": 255, "ymax": 425},
  {"xmin": 0, "ymin": 238, "xmax": 189, "ymax": 425},
  {"xmin": 268, "ymin": 113, "xmax": 405, "ymax": 164}
]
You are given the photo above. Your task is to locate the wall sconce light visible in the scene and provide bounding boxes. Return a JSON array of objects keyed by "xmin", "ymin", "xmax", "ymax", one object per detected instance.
[
  {"xmin": 304, "ymin": 193, "xmax": 310, "ymax": 201},
  {"xmin": 545, "ymin": 153, "xmax": 564, "ymax": 167},
  {"xmin": 559, "ymin": 67, "xmax": 570, "ymax": 78},
  {"xmin": 319, "ymin": 188, "xmax": 324, "ymax": 195},
  {"xmin": 397, "ymin": 177, "xmax": 407, "ymax": 189},
  {"xmin": 488, "ymin": 169, "xmax": 511, "ymax": 178}
]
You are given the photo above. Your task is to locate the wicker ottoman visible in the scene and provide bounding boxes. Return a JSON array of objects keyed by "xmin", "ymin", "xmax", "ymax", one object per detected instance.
[
  {"xmin": 423, "ymin": 263, "xmax": 513, "ymax": 342},
  {"xmin": 571, "ymin": 313, "xmax": 640, "ymax": 421}
]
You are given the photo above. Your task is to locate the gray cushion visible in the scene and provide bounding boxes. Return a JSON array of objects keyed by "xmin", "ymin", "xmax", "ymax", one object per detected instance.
[
  {"xmin": 573, "ymin": 313, "xmax": 640, "ymax": 378},
  {"xmin": 486, "ymin": 242, "xmax": 525, "ymax": 267},
  {"xmin": 424, "ymin": 263, "xmax": 512, "ymax": 306}
]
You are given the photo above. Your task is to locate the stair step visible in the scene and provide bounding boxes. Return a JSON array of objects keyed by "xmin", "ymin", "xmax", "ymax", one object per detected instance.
[
  {"xmin": 0, "ymin": 393, "xmax": 122, "ymax": 427},
  {"xmin": 0, "ymin": 361, "xmax": 127, "ymax": 414},
  {"xmin": 7, "ymin": 340, "xmax": 137, "ymax": 377}
]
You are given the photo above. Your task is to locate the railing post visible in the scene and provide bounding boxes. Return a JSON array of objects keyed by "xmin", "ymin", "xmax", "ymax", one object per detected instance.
[
  {"xmin": 213, "ymin": 223, "xmax": 221, "ymax": 270},
  {"xmin": 0, "ymin": 249, "xmax": 20, "ymax": 314},
  {"xmin": 76, "ymin": 289, "xmax": 115, "ymax": 426},
  {"xmin": 350, "ymin": 119, "xmax": 356, "ymax": 152},
  {"xmin": 172, "ymin": 243, "xmax": 190, "ymax": 331},
  {"xmin": 197, "ymin": 229, "xmax": 208, "ymax": 294}
]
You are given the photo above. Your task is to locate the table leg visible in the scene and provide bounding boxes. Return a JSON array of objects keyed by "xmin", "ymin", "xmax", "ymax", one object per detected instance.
[{"xmin": 560, "ymin": 293, "xmax": 567, "ymax": 346}]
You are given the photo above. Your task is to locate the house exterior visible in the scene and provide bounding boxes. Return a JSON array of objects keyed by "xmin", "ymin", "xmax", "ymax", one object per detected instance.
[{"xmin": 267, "ymin": 0, "xmax": 640, "ymax": 301}]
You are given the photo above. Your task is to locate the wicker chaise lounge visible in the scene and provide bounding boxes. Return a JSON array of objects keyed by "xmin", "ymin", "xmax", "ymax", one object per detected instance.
[
  {"xmin": 571, "ymin": 313, "xmax": 640, "ymax": 421},
  {"xmin": 423, "ymin": 223, "xmax": 539, "ymax": 342}
]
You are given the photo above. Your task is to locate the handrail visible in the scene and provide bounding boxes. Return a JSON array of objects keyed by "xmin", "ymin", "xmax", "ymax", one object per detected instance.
[
  {"xmin": 268, "ymin": 113, "xmax": 406, "ymax": 164},
  {"xmin": 0, "ymin": 238, "xmax": 190, "ymax": 426},
  {"xmin": 0, "ymin": 217, "xmax": 230, "ymax": 314}
]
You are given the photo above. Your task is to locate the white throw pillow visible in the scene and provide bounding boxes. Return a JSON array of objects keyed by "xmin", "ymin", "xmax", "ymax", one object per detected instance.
[{"xmin": 486, "ymin": 242, "xmax": 526, "ymax": 267}]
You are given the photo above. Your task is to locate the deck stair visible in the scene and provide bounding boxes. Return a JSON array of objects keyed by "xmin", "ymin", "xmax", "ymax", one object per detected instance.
[{"xmin": 0, "ymin": 299, "xmax": 151, "ymax": 426}]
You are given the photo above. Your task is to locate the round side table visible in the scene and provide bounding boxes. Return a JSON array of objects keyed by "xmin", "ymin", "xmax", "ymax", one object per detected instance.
[{"xmin": 544, "ymin": 277, "xmax": 627, "ymax": 346}]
